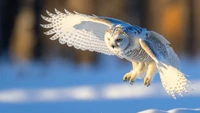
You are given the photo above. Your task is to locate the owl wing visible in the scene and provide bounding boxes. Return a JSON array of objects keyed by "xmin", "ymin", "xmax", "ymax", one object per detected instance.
[
  {"xmin": 41, "ymin": 9, "xmax": 129, "ymax": 57},
  {"xmin": 139, "ymin": 31, "xmax": 190, "ymax": 99}
]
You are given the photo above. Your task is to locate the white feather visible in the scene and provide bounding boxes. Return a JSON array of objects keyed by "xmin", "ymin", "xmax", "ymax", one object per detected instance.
[
  {"xmin": 46, "ymin": 10, "xmax": 57, "ymax": 17},
  {"xmin": 41, "ymin": 9, "xmax": 115, "ymax": 55},
  {"xmin": 151, "ymin": 31, "xmax": 180, "ymax": 69},
  {"xmin": 150, "ymin": 31, "xmax": 170, "ymax": 45},
  {"xmin": 156, "ymin": 61, "xmax": 190, "ymax": 99},
  {"xmin": 141, "ymin": 32, "xmax": 190, "ymax": 98}
]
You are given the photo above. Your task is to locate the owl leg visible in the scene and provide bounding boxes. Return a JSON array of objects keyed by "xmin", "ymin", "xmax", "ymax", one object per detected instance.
[
  {"xmin": 123, "ymin": 62, "xmax": 145, "ymax": 84},
  {"xmin": 130, "ymin": 62, "xmax": 145, "ymax": 84},
  {"xmin": 136, "ymin": 64, "xmax": 147, "ymax": 79},
  {"xmin": 123, "ymin": 62, "xmax": 138, "ymax": 82},
  {"xmin": 144, "ymin": 61, "xmax": 157, "ymax": 86}
]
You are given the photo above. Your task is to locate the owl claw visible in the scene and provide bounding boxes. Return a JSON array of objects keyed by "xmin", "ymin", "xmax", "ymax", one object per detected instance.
[
  {"xmin": 123, "ymin": 78, "xmax": 127, "ymax": 82},
  {"xmin": 130, "ymin": 80, "xmax": 134, "ymax": 85},
  {"xmin": 123, "ymin": 70, "xmax": 137, "ymax": 84},
  {"xmin": 129, "ymin": 74, "xmax": 137, "ymax": 85},
  {"xmin": 123, "ymin": 79, "xmax": 127, "ymax": 82},
  {"xmin": 123, "ymin": 72, "xmax": 131, "ymax": 82},
  {"xmin": 144, "ymin": 77, "xmax": 151, "ymax": 87}
]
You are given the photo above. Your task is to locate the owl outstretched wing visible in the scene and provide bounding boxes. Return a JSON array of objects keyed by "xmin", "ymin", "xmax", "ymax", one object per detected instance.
[
  {"xmin": 139, "ymin": 31, "xmax": 190, "ymax": 99},
  {"xmin": 41, "ymin": 9, "xmax": 129, "ymax": 56}
]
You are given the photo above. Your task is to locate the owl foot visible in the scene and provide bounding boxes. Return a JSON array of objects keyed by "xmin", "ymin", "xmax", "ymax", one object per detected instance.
[
  {"xmin": 123, "ymin": 72, "xmax": 131, "ymax": 82},
  {"xmin": 144, "ymin": 76, "xmax": 151, "ymax": 87},
  {"xmin": 123, "ymin": 70, "xmax": 137, "ymax": 84},
  {"xmin": 123, "ymin": 62, "xmax": 146, "ymax": 84}
]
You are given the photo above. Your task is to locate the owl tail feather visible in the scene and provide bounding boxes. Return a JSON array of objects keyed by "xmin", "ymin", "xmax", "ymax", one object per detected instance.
[{"xmin": 155, "ymin": 61, "xmax": 190, "ymax": 99}]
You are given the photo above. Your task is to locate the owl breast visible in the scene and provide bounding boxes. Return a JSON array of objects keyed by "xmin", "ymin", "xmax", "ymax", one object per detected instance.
[{"xmin": 124, "ymin": 45, "xmax": 152, "ymax": 62}]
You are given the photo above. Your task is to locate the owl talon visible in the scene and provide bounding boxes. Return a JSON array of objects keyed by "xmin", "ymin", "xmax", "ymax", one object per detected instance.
[
  {"xmin": 130, "ymin": 80, "xmax": 134, "ymax": 85},
  {"xmin": 129, "ymin": 75, "xmax": 137, "ymax": 85},
  {"xmin": 123, "ymin": 78, "xmax": 127, "ymax": 82},
  {"xmin": 123, "ymin": 72, "xmax": 131, "ymax": 82},
  {"xmin": 144, "ymin": 77, "xmax": 151, "ymax": 87}
]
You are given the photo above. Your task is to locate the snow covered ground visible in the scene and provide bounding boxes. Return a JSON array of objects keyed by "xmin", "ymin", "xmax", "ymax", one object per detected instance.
[
  {"xmin": 139, "ymin": 108, "xmax": 200, "ymax": 113},
  {"xmin": 0, "ymin": 55, "xmax": 200, "ymax": 113}
]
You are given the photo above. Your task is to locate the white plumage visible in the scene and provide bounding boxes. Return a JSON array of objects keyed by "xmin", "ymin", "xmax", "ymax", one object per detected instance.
[{"xmin": 41, "ymin": 9, "xmax": 191, "ymax": 99}]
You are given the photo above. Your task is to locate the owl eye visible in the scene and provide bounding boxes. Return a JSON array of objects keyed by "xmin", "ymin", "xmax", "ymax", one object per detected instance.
[
  {"xmin": 116, "ymin": 38, "xmax": 123, "ymax": 42},
  {"xmin": 107, "ymin": 38, "xmax": 110, "ymax": 41}
]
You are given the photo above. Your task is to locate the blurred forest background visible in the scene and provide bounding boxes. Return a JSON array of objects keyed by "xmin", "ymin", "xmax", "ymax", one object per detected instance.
[{"xmin": 0, "ymin": 0, "xmax": 200, "ymax": 64}]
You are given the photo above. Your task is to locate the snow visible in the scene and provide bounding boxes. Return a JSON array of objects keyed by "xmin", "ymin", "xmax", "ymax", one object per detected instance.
[
  {"xmin": 0, "ymin": 55, "xmax": 200, "ymax": 113},
  {"xmin": 0, "ymin": 80, "xmax": 200, "ymax": 103},
  {"xmin": 139, "ymin": 108, "xmax": 200, "ymax": 113}
]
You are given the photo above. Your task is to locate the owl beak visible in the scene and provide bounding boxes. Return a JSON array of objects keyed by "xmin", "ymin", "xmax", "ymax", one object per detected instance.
[{"xmin": 112, "ymin": 44, "xmax": 115, "ymax": 48}]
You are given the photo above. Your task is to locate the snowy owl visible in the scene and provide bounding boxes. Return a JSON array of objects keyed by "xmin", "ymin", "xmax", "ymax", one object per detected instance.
[{"xmin": 41, "ymin": 9, "xmax": 190, "ymax": 99}]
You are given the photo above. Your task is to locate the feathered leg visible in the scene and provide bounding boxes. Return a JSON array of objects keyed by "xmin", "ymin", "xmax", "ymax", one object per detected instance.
[
  {"xmin": 123, "ymin": 62, "xmax": 138, "ymax": 83},
  {"xmin": 123, "ymin": 62, "xmax": 145, "ymax": 84},
  {"xmin": 136, "ymin": 63, "xmax": 147, "ymax": 79},
  {"xmin": 144, "ymin": 61, "xmax": 157, "ymax": 86}
]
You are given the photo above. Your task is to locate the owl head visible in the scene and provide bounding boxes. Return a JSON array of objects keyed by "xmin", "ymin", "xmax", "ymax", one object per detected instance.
[{"xmin": 104, "ymin": 27, "xmax": 130, "ymax": 54}]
